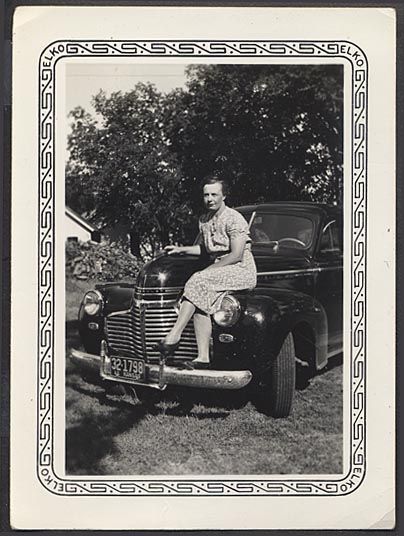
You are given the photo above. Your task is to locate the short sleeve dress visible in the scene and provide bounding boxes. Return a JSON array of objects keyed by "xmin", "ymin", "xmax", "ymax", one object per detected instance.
[{"xmin": 183, "ymin": 205, "xmax": 257, "ymax": 314}]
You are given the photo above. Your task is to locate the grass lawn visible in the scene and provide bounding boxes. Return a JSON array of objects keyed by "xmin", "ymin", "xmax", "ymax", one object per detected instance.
[{"xmin": 66, "ymin": 277, "xmax": 343, "ymax": 475}]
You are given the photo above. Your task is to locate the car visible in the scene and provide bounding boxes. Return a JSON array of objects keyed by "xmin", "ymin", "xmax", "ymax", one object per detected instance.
[{"xmin": 71, "ymin": 202, "xmax": 343, "ymax": 417}]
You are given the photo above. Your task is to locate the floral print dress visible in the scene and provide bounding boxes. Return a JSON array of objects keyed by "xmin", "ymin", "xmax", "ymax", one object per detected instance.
[{"xmin": 183, "ymin": 206, "xmax": 257, "ymax": 314}]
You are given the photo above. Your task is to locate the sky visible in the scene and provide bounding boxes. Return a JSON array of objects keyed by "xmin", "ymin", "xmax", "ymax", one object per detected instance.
[{"xmin": 65, "ymin": 63, "xmax": 188, "ymax": 116}]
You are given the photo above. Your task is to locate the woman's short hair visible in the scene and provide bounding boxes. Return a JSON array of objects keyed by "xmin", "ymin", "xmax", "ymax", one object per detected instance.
[{"xmin": 201, "ymin": 175, "xmax": 230, "ymax": 197}]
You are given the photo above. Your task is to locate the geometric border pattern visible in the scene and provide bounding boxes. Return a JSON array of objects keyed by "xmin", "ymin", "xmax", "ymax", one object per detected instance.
[{"xmin": 38, "ymin": 40, "xmax": 367, "ymax": 496}]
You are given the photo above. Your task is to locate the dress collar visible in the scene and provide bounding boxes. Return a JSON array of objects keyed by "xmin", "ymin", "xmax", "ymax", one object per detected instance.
[{"xmin": 211, "ymin": 203, "xmax": 227, "ymax": 220}]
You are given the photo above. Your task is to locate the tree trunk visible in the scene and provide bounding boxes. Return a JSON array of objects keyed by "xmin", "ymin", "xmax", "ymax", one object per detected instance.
[{"xmin": 129, "ymin": 230, "xmax": 141, "ymax": 257}]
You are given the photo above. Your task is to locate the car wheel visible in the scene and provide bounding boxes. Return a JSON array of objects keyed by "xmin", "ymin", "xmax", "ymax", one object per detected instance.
[
  {"xmin": 270, "ymin": 332, "xmax": 296, "ymax": 417},
  {"xmin": 254, "ymin": 332, "xmax": 296, "ymax": 418}
]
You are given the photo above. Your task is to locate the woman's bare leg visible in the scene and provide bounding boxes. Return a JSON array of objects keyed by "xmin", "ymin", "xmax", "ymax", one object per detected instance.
[
  {"xmin": 164, "ymin": 299, "xmax": 195, "ymax": 344},
  {"xmin": 193, "ymin": 311, "xmax": 212, "ymax": 363}
]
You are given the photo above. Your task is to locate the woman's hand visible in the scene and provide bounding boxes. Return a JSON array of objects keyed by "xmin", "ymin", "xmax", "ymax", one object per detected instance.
[
  {"xmin": 164, "ymin": 244, "xmax": 202, "ymax": 256},
  {"xmin": 164, "ymin": 245, "xmax": 184, "ymax": 255}
]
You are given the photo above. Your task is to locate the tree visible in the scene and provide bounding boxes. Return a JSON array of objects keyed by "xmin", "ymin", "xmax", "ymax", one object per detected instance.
[
  {"xmin": 164, "ymin": 64, "xmax": 343, "ymax": 210},
  {"xmin": 66, "ymin": 84, "xmax": 194, "ymax": 259},
  {"xmin": 66, "ymin": 66, "xmax": 343, "ymax": 258}
]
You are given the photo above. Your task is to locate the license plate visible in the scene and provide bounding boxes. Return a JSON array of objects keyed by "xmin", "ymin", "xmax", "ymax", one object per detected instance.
[{"xmin": 109, "ymin": 356, "xmax": 146, "ymax": 381}]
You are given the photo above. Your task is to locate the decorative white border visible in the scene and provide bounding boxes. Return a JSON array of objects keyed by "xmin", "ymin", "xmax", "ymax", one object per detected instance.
[{"xmin": 38, "ymin": 40, "xmax": 367, "ymax": 496}]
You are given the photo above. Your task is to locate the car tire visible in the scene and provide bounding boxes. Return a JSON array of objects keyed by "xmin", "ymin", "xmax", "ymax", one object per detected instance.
[
  {"xmin": 254, "ymin": 332, "xmax": 296, "ymax": 418},
  {"xmin": 270, "ymin": 332, "xmax": 296, "ymax": 417}
]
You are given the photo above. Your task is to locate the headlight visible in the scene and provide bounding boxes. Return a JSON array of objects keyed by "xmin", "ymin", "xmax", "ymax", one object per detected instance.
[
  {"xmin": 213, "ymin": 295, "xmax": 241, "ymax": 327},
  {"xmin": 82, "ymin": 290, "xmax": 103, "ymax": 316}
]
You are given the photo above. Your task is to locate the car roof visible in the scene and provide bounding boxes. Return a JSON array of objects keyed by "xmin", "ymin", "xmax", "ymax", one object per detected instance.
[{"xmin": 236, "ymin": 201, "xmax": 342, "ymax": 218}]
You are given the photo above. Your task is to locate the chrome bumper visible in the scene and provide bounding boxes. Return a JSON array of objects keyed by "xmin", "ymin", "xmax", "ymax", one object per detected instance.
[{"xmin": 70, "ymin": 349, "xmax": 252, "ymax": 391}]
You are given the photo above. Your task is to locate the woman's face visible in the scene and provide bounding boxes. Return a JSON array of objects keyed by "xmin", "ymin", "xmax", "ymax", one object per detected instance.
[{"xmin": 203, "ymin": 182, "xmax": 226, "ymax": 212}]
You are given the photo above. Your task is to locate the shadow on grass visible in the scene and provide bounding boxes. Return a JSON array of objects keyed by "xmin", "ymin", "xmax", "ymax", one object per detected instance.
[
  {"xmin": 65, "ymin": 320, "xmax": 83, "ymax": 376},
  {"xmin": 66, "ymin": 312, "xmax": 343, "ymax": 473},
  {"xmin": 68, "ymin": 374, "xmax": 247, "ymax": 417},
  {"xmin": 65, "ymin": 384, "xmax": 160, "ymax": 474},
  {"xmin": 66, "ymin": 313, "xmax": 241, "ymax": 474},
  {"xmin": 66, "ymin": 319, "xmax": 81, "ymax": 347},
  {"xmin": 295, "ymin": 352, "xmax": 343, "ymax": 390},
  {"xmin": 65, "ymin": 377, "xmax": 239, "ymax": 474}
]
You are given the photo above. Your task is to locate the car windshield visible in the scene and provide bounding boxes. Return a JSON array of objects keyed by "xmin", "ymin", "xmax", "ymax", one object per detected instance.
[{"xmin": 246, "ymin": 212, "xmax": 315, "ymax": 249}]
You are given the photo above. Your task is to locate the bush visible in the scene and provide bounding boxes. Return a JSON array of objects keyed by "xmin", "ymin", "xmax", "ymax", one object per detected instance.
[{"xmin": 66, "ymin": 240, "xmax": 143, "ymax": 282}]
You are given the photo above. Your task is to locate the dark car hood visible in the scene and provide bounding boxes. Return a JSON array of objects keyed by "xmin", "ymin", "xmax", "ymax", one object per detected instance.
[
  {"xmin": 94, "ymin": 250, "xmax": 312, "ymax": 314},
  {"xmin": 137, "ymin": 250, "xmax": 311, "ymax": 289},
  {"xmin": 137, "ymin": 254, "xmax": 209, "ymax": 289}
]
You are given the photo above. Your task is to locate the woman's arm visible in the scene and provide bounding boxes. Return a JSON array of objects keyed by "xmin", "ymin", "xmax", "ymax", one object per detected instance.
[
  {"xmin": 205, "ymin": 234, "xmax": 246, "ymax": 269},
  {"xmin": 164, "ymin": 244, "xmax": 201, "ymax": 256}
]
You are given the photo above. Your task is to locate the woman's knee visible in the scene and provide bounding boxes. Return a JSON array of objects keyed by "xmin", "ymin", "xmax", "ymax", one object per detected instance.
[
  {"xmin": 184, "ymin": 272, "xmax": 202, "ymax": 293},
  {"xmin": 194, "ymin": 306, "xmax": 209, "ymax": 316}
]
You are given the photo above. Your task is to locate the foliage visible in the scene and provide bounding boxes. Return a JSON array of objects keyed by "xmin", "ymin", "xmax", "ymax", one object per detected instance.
[
  {"xmin": 66, "ymin": 240, "xmax": 142, "ymax": 282},
  {"xmin": 66, "ymin": 66, "xmax": 343, "ymax": 253},
  {"xmin": 66, "ymin": 84, "xmax": 194, "ymax": 259},
  {"xmin": 165, "ymin": 64, "xmax": 343, "ymax": 210}
]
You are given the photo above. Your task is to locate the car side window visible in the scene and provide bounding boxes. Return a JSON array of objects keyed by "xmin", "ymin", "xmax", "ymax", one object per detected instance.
[{"xmin": 319, "ymin": 220, "xmax": 342, "ymax": 255}]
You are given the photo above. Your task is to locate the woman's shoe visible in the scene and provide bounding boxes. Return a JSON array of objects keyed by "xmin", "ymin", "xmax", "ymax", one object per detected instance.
[
  {"xmin": 152, "ymin": 339, "xmax": 180, "ymax": 357},
  {"xmin": 184, "ymin": 360, "xmax": 210, "ymax": 370}
]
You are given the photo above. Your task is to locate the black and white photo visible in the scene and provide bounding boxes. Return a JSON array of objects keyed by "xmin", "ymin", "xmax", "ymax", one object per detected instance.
[
  {"xmin": 9, "ymin": 6, "xmax": 395, "ymax": 530},
  {"xmin": 65, "ymin": 61, "xmax": 344, "ymax": 476}
]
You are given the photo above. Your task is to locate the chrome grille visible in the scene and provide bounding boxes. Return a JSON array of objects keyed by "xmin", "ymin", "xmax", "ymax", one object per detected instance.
[
  {"xmin": 105, "ymin": 293, "xmax": 198, "ymax": 362},
  {"xmin": 106, "ymin": 311, "xmax": 143, "ymax": 358}
]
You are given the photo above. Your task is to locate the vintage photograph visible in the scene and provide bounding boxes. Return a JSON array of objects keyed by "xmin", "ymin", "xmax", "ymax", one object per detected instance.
[
  {"xmin": 9, "ymin": 5, "xmax": 395, "ymax": 530},
  {"xmin": 65, "ymin": 61, "xmax": 344, "ymax": 475}
]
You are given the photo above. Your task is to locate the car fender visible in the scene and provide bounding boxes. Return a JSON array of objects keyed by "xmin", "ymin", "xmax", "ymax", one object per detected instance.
[
  {"xmin": 94, "ymin": 282, "xmax": 135, "ymax": 314},
  {"xmin": 78, "ymin": 282, "xmax": 135, "ymax": 354},
  {"xmin": 234, "ymin": 287, "xmax": 328, "ymax": 370}
]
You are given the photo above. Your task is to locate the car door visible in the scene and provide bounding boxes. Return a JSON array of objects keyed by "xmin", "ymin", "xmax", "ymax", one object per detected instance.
[{"xmin": 314, "ymin": 217, "xmax": 343, "ymax": 354}]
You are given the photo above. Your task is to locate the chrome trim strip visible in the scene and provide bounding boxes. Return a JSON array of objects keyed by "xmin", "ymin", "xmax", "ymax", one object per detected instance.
[
  {"xmin": 322, "ymin": 219, "xmax": 336, "ymax": 234},
  {"xmin": 134, "ymin": 286, "xmax": 183, "ymax": 294},
  {"xmin": 106, "ymin": 309, "xmax": 132, "ymax": 318},
  {"xmin": 318, "ymin": 266, "xmax": 343, "ymax": 272},
  {"xmin": 105, "ymin": 300, "xmax": 179, "ymax": 317},
  {"xmin": 248, "ymin": 211, "xmax": 256, "ymax": 229},
  {"xmin": 326, "ymin": 346, "xmax": 343, "ymax": 358},
  {"xmin": 258, "ymin": 268, "xmax": 316, "ymax": 277},
  {"xmin": 132, "ymin": 298, "xmax": 178, "ymax": 307},
  {"xmin": 257, "ymin": 266, "xmax": 342, "ymax": 276}
]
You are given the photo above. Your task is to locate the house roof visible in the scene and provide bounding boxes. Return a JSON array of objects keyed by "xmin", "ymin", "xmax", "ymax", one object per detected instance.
[{"xmin": 65, "ymin": 206, "xmax": 97, "ymax": 233}]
